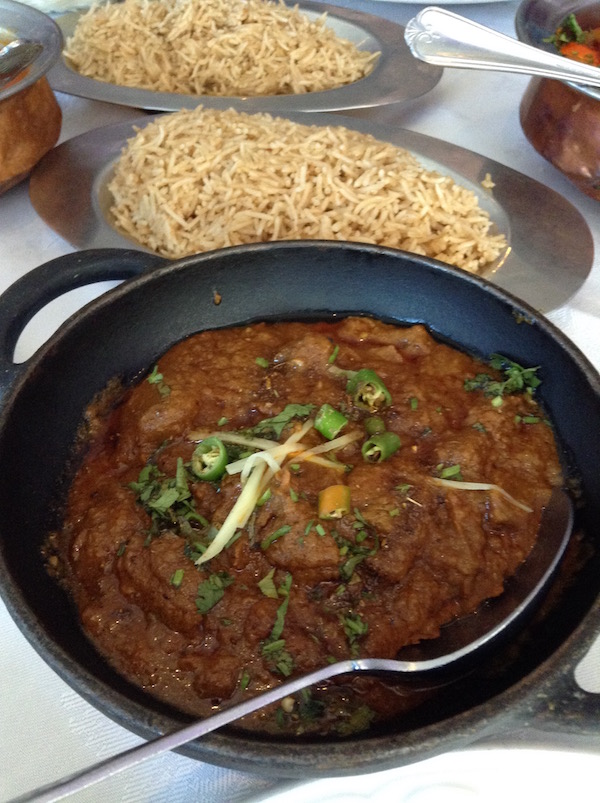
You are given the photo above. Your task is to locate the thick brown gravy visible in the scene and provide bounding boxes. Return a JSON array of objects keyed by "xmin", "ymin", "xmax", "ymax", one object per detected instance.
[{"xmin": 52, "ymin": 317, "xmax": 563, "ymax": 736}]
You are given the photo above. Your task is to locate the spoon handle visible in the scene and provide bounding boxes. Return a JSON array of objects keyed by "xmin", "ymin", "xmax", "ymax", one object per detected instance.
[
  {"xmin": 404, "ymin": 5, "xmax": 600, "ymax": 88},
  {"xmin": 10, "ymin": 659, "xmax": 365, "ymax": 803}
]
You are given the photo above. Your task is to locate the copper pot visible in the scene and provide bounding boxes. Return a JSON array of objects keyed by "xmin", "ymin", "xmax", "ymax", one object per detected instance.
[
  {"xmin": 0, "ymin": 76, "xmax": 62, "ymax": 194},
  {"xmin": 516, "ymin": 0, "xmax": 600, "ymax": 200},
  {"xmin": 520, "ymin": 76, "xmax": 600, "ymax": 201},
  {"xmin": 0, "ymin": 0, "xmax": 63, "ymax": 195}
]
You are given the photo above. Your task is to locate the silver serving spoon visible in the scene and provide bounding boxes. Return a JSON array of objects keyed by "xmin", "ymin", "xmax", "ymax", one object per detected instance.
[
  {"xmin": 405, "ymin": 6, "xmax": 600, "ymax": 89},
  {"xmin": 12, "ymin": 487, "xmax": 572, "ymax": 803},
  {"xmin": 0, "ymin": 39, "xmax": 43, "ymax": 88}
]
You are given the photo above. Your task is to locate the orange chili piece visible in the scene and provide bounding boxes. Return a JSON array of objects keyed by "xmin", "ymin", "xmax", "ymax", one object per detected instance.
[{"xmin": 318, "ymin": 484, "xmax": 351, "ymax": 519}]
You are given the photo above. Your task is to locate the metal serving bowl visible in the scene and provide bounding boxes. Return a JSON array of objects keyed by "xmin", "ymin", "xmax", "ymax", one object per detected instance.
[{"xmin": 0, "ymin": 242, "xmax": 599, "ymax": 776}]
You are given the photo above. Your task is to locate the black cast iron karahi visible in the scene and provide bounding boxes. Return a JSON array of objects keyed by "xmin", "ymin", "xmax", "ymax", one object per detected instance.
[{"xmin": 0, "ymin": 241, "xmax": 600, "ymax": 780}]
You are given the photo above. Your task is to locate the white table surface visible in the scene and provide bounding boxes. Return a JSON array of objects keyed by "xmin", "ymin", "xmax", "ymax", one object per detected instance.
[{"xmin": 2, "ymin": 2, "xmax": 600, "ymax": 801}]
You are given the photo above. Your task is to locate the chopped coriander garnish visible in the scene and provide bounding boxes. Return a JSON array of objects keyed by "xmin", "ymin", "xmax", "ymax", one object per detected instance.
[
  {"xmin": 147, "ymin": 365, "xmax": 163, "ymax": 384},
  {"xmin": 334, "ymin": 514, "xmax": 379, "ymax": 581},
  {"xmin": 258, "ymin": 568, "xmax": 279, "ymax": 599},
  {"xmin": 250, "ymin": 403, "xmax": 315, "ymax": 439},
  {"xmin": 255, "ymin": 357, "xmax": 269, "ymax": 368},
  {"xmin": 464, "ymin": 354, "xmax": 541, "ymax": 401},
  {"xmin": 240, "ymin": 671, "xmax": 251, "ymax": 690},
  {"xmin": 262, "ymin": 632, "xmax": 294, "ymax": 677},
  {"xmin": 270, "ymin": 572, "xmax": 292, "ymax": 641},
  {"xmin": 438, "ymin": 464, "xmax": 462, "ymax": 479},
  {"xmin": 147, "ymin": 364, "xmax": 171, "ymax": 396},
  {"xmin": 297, "ymin": 688, "xmax": 326, "ymax": 722},
  {"xmin": 260, "ymin": 574, "xmax": 295, "ymax": 676},
  {"xmin": 170, "ymin": 568, "xmax": 184, "ymax": 587},
  {"xmin": 262, "ymin": 637, "xmax": 286, "ymax": 656},
  {"xmin": 341, "ymin": 612, "xmax": 369, "ymax": 650},
  {"xmin": 337, "ymin": 704, "xmax": 376, "ymax": 736},
  {"xmin": 261, "ymin": 524, "xmax": 292, "ymax": 550},
  {"xmin": 129, "ymin": 461, "xmax": 206, "ymax": 539},
  {"xmin": 196, "ymin": 572, "xmax": 234, "ymax": 614},
  {"xmin": 353, "ymin": 508, "xmax": 368, "ymax": 526},
  {"xmin": 328, "ymin": 344, "xmax": 340, "ymax": 364},
  {"xmin": 256, "ymin": 488, "xmax": 272, "ymax": 507},
  {"xmin": 516, "ymin": 415, "xmax": 541, "ymax": 424}
]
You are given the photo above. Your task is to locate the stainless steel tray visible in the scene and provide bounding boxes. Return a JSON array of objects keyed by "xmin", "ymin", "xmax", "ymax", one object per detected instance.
[{"xmin": 48, "ymin": 0, "xmax": 442, "ymax": 112}]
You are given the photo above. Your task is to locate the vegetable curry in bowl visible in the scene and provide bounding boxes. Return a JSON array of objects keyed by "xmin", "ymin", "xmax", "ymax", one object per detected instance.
[{"xmin": 48, "ymin": 316, "xmax": 563, "ymax": 737}]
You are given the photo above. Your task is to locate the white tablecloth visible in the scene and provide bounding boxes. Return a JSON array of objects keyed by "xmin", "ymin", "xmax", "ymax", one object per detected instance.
[{"xmin": 2, "ymin": 2, "xmax": 600, "ymax": 801}]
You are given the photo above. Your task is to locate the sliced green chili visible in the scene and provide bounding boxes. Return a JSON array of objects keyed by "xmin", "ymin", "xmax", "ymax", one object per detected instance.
[
  {"xmin": 314, "ymin": 403, "xmax": 348, "ymax": 440},
  {"xmin": 190, "ymin": 436, "xmax": 228, "ymax": 481},
  {"xmin": 361, "ymin": 432, "xmax": 401, "ymax": 463},
  {"xmin": 346, "ymin": 369, "xmax": 392, "ymax": 411}
]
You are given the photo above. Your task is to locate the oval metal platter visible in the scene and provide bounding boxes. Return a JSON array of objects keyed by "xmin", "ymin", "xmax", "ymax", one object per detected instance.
[
  {"xmin": 47, "ymin": 0, "xmax": 442, "ymax": 113},
  {"xmin": 29, "ymin": 110, "xmax": 593, "ymax": 313}
]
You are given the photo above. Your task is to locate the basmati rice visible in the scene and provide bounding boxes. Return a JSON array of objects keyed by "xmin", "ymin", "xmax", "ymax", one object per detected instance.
[
  {"xmin": 64, "ymin": 0, "xmax": 379, "ymax": 97},
  {"xmin": 107, "ymin": 107, "xmax": 508, "ymax": 270}
]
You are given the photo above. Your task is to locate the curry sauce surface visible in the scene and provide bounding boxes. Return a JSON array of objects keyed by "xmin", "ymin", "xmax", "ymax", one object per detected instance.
[{"xmin": 56, "ymin": 318, "xmax": 563, "ymax": 735}]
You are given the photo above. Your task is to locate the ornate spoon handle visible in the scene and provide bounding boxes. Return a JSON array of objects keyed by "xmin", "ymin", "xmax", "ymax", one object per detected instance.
[{"xmin": 404, "ymin": 6, "xmax": 600, "ymax": 88}]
